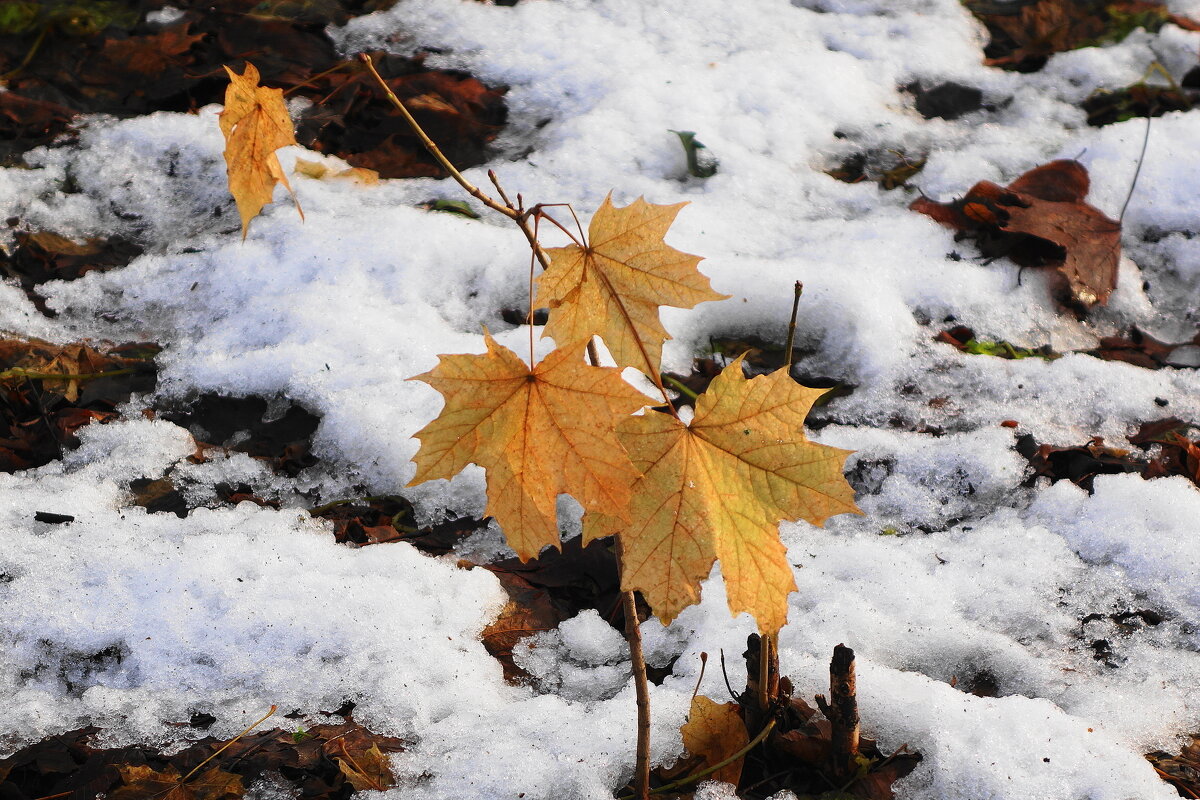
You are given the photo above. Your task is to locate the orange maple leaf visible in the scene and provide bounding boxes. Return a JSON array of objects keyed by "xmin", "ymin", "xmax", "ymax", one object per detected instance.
[
  {"xmin": 219, "ymin": 63, "xmax": 303, "ymax": 239},
  {"xmin": 585, "ymin": 358, "xmax": 860, "ymax": 634},
  {"xmin": 680, "ymin": 695, "xmax": 749, "ymax": 786},
  {"xmin": 409, "ymin": 335, "xmax": 650, "ymax": 560},
  {"xmin": 534, "ymin": 195, "xmax": 728, "ymax": 377}
]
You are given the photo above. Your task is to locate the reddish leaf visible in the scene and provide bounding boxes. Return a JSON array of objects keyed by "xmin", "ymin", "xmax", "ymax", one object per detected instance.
[
  {"xmin": 1007, "ymin": 159, "xmax": 1089, "ymax": 202},
  {"xmin": 967, "ymin": 0, "xmax": 1200, "ymax": 71},
  {"xmin": 98, "ymin": 23, "xmax": 205, "ymax": 79},
  {"xmin": 1087, "ymin": 328, "xmax": 1200, "ymax": 369},
  {"xmin": 911, "ymin": 160, "xmax": 1120, "ymax": 309},
  {"xmin": 480, "ymin": 569, "xmax": 562, "ymax": 682}
]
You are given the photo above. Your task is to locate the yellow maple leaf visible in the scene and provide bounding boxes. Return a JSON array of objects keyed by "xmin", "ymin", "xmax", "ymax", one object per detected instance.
[
  {"xmin": 335, "ymin": 743, "xmax": 396, "ymax": 792},
  {"xmin": 534, "ymin": 195, "xmax": 728, "ymax": 377},
  {"xmin": 219, "ymin": 63, "xmax": 303, "ymax": 238},
  {"xmin": 680, "ymin": 695, "xmax": 749, "ymax": 787},
  {"xmin": 409, "ymin": 335, "xmax": 650, "ymax": 560},
  {"xmin": 585, "ymin": 358, "xmax": 860, "ymax": 634}
]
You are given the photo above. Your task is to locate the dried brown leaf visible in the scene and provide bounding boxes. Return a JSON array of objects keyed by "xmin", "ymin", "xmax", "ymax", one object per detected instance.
[{"xmin": 912, "ymin": 160, "xmax": 1120, "ymax": 309}]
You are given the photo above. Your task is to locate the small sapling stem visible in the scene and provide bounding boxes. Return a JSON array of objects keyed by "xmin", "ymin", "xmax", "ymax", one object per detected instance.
[
  {"xmin": 757, "ymin": 633, "xmax": 771, "ymax": 710},
  {"xmin": 584, "ymin": 335, "xmax": 652, "ymax": 800},
  {"xmin": 783, "ymin": 280, "xmax": 803, "ymax": 373},
  {"xmin": 359, "ymin": 53, "xmax": 557, "ymax": 275},
  {"xmin": 619, "ymin": 564, "xmax": 652, "ymax": 800},
  {"xmin": 615, "ymin": 718, "xmax": 777, "ymax": 800},
  {"xmin": 815, "ymin": 644, "xmax": 860, "ymax": 778}
]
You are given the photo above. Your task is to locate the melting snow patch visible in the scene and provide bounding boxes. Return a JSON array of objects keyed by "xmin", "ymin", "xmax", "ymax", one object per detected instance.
[{"xmin": 0, "ymin": 0, "xmax": 1198, "ymax": 798}]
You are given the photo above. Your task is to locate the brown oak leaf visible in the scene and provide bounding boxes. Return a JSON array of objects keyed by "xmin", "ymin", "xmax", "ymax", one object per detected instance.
[{"xmin": 334, "ymin": 742, "xmax": 395, "ymax": 792}]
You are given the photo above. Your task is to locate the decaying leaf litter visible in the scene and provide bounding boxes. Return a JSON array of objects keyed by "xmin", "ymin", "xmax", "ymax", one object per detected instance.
[{"xmin": 5, "ymin": 0, "xmax": 1200, "ymax": 799}]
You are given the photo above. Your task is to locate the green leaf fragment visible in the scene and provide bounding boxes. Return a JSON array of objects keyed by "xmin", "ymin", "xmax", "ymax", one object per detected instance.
[
  {"xmin": 960, "ymin": 338, "xmax": 1059, "ymax": 361},
  {"xmin": 0, "ymin": 1, "xmax": 39, "ymax": 35},
  {"xmin": 425, "ymin": 199, "xmax": 480, "ymax": 219},
  {"xmin": 671, "ymin": 130, "xmax": 718, "ymax": 178}
]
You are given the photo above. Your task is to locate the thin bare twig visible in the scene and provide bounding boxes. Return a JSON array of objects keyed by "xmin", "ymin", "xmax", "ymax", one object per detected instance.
[
  {"xmin": 179, "ymin": 705, "xmax": 277, "ymax": 785},
  {"xmin": 358, "ymin": 53, "xmax": 556, "ymax": 275},
  {"xmin": 783, "ymin": 281, "xmax": 803, "ymax": 373}
]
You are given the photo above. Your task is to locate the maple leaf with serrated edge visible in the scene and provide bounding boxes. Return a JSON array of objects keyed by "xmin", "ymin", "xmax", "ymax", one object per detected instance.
[
  {"xmin": 534, "ymin": 195, "xmax": 728, "ymax": 376},
  {"xmin": 220, "ymin": 63, "xmax": 303, "ymax": 239},
  {"xmin": 408, "ymin": 335, "xmax": 650, "ymax": 560},
  {"xmin": 109, "ymin": 764, "xmax": 243, "ymax": 800},
  {"xmin": 335, "ymin": 742, "xmax": 396, "ymax": 792},
  {"xmin": 681, "ymin": 695, "xmax": 749, "ymax": 786},
  {"xmin": 584, "ymin": 358, "xmax": 861, "ymax": 634}
]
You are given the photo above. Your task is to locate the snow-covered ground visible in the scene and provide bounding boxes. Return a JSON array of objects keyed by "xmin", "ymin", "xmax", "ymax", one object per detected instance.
[{"xmin": 3, "ymin": 0, "xmax": 1200, "ymax": 797}]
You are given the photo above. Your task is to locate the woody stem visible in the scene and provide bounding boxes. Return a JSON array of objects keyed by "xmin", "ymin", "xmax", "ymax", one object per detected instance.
[
  {"xmin": 359, "ymin": 53, "xmax": 554, "ymax": 275},
  {"xmin": 617, "ymin": 538, "xmax": 652, "ymax": 800}
]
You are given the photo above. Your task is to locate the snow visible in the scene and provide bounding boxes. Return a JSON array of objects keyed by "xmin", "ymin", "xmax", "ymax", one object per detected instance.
[{"xmin": 1, "ymin": 0, "xmax": 1199, "ymax": 798}]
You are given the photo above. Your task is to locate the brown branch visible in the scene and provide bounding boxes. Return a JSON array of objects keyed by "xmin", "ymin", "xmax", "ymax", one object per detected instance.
[
  {"xmin": 358, "ymin": 53, "xmax": 556, "ymax": 277},
  {"xmin": 815, "ymin": 644, "xmax": 859, "ymax": 778},
  {"xmin": 783, "ymin": 280, "xmax": 803, "ymax": 372},
  {"xmin": 616, "ymin": 538, "xmax": 652, "ymax": 800}
]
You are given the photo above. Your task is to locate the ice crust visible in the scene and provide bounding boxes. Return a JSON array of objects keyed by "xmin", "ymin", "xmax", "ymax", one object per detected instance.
[{"xmin": 0, "ymin": 0, "xmax": 1199, "ymax": 798}]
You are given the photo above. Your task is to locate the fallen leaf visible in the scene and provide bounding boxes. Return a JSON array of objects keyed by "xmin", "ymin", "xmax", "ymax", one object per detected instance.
[
  {"xmin": 422, "ymin": 198, "xmax": 481, "ymax": 218},
  {"xmin": 965, "ymin": 0, "xmax": 1200, "ymax": 70},
  {"xmin": 295, "ymin": 55, "xmax": 507, "ymax": 179},
  {"xmin": 334, "ymin": 742, "xmax": 394, "ymax": 792},
  {"xmin": 293, "ymin": 157, "xmax": 330, "ymax": 179},
  {"xmin": 110, "ymin": 764, "xmax": 243, "ymax": 800},
  {"xmin": 409, "ymin": 335, "xmax": 649, "ymax": 560},
  {"xmin": 911, "ymin": 159, "xmax": 1120, "ymax": 309},
  {"xmin": 534, "ymin": 195, "xmax": 728, "ymax": 376},
  {"xmin": 680, "ymin": 695, "xmax": 749, "ymax": 786},
  {"xmin": 1016, "ymin": 433, "xmax": 1144, "ymax": 491},
  {"xmin": 585, "ymin": 358, "xmax": 860, "ymax": 634},
  {"xmin": 219, "ymin": 62, "xmax": 304, "ymax": 238},
  {"xmin": 827, "ymin": 149, "xmax": 927, "ymax": 190},
  {"xmin": 0, "ymin": 720, "xmax": 405, "ymax": 800},
  {"xmin": 293, "ymin": 157, "xmax": 380, "ymax": 184},
  {"xmin": 1082, "ymin": 81, "xmax": 1197, "ymax": 127},
  {"xmin": 480, "ymin": 570, "xmax": 562, "ymax": 682},
  {"xmin": 935, "ymin": 325, "xmax": 1060, "ymax": 360},
  {"xmin": 1147, "ymin": 732, "xmax": 1200, "ymax": 800},
  {"xmin": 98, "ymin": 22, "xmax": 205, "ymax": 79},
  {"xmin": 0, "ymin": 338, "xmax": 158, "ymax": 472},
  {"xmin": 910, "ymin": 81, "xmax": 984, "ymax": 120},
  {"xmin": 0, "ymin": 226, "xmax": 142, "ymax": 316},
  {"xmin": 1087, "ymin": 327, "xmax": 1200, "ymax": 369}
]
